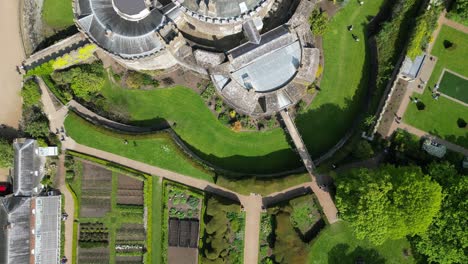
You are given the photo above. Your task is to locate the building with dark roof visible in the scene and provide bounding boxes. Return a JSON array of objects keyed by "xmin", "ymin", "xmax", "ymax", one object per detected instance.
[
  {"xmin": 0, "ymin": 139, "xmax": 61, "ymax": 264},
  {"xmin": 73, "ymin": 0, "xmax": 319, "ymax": 115}
]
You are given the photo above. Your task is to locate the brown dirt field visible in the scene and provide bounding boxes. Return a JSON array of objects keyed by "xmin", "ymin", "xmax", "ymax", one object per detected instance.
[
  {"xmin": 80, "ymin": 197, "xmax": 111, "ymax": 218},
  {"xmin": 116, "ymin": 255, "xmax": 143, "ymax": 264},
  {"xmin": 117, "ymin": 194, "xmax": 143, "ymax": 205},
  {"xmin": 78, "ymin": 247, "xmax": 109, "ymax": 263},
  {"xmin": 82, "ymin": 161, "xmax": 113, "ymax": 187},
  {"xmin": 117, "ymin": 174, "xmax": 143, "ymax": 190},
  {"xmin": 116, "ymin": 223, "xmax": 146, "ymax": 241},
  {"xmin": 168, "ymin": 247, "xmax": 198, "ymax": 264}
]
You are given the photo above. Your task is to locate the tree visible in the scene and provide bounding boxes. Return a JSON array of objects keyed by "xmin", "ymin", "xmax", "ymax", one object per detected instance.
[
  {"xmin": 0, "ymin": 139, "xmax": 13, "ymax": 168},
  {"xmin": 413, "ymin": 163, "xmax": 468, "ymax": 264},
  {"xmin": 336, "ymin": 165, "xmax": 442, "ymax": 245},
  {"xmin": 309, "ymin": 8, "xmax": 329, "ymax": 36},
  {"xmin": 21, "ymin": 80, "xmax": 42, "ymax": 108},
  {"xmin": 51, "ymin": 63, "xmax": 105, "ymax": 101},
  {"xmin": 24, "ymin": 120, "xmax": 50, "ymax": 138},
  {"xmin": 352, "ymin": 140, "xmax": 374, "ymax": 159}
]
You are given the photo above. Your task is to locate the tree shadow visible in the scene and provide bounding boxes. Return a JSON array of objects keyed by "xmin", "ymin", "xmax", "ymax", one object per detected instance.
[
  {"xmin": 328, "ymin": 244, "xmax": 386, "ymax": 264},
  {"xmin": 0, "ymin": 125, "xmax": 21, "ymax": 141}
]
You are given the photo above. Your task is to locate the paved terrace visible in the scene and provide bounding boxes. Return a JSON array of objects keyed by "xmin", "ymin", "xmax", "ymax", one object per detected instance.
[{"xmin": 280, "ymin": 110, "xmax": 339, "ymax": 223}]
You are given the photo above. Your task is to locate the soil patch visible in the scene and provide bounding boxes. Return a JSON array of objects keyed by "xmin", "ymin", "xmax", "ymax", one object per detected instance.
[{"xmin": 168, "ymin": 247, "xmax": 198, "ymax": 264}]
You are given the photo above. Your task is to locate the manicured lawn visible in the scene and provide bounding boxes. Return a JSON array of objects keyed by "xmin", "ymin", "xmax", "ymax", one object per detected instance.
[
  {"xmin": 101, "ymin": 79, "xmax": 301, "ymax": 174},
  {"xmin": 439, "ymin": 71, "xmax": 468, "ymax": 104},
  {"xmin": 216, "ymin": 173, "xmax": 311, "ymax": 196},
  {"xmin": 64, "ymin": 113, "xmax": 215, "ymax": 182},
  {"xmin": 42, "ymin": 0, "xmax": 74, "ymax": 29},
  {"xmin": 296, "ymin": 0, "xmax": 385, "ymax": 157},
  {"xmin": 309, "ymin": 222, "xmax": 414, "ymax": 264},
  {"xmin": 404, "ymin": 25, "xmax": 468, "ymax": 147},
  {"xmin": 152, "ymin": 178, "xmax": 163, "ymax": 264}
]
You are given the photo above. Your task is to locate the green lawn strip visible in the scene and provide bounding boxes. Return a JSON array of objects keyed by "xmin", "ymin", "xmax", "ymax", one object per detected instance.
[
  {"xmin": 42, "ymin": 0, "xmax": 74, "ymax": 29},
  {"xmin": 67, "ymin": 160, "xmax": 82, "ymax": 264},
  {"xmin": 438, "ymin": 71, "xmax": 468, "ymax": 104},
  {"xmin": 309, "ymin": 222, "xmax": 414, "ymax": 264},
  {"xmin": 404, "ymin": 25, "xmax": 468, "ymax": 147},
  {"xmin": 64, "ymin": 112, "xmax": 215, "ymax": 182},
  {"xmin": 216, "ymin": 173, "xmax": 310, "ymax": 196},
  {"xmin": 101, "ymin": 78, "xmax": 301, "ymax": 174},
  {"xmin": 296, "ymin": 0, "xmax": 384, "ymax": 157},
  {"xmin": 151, "ymin": 178, "xmax": 163, "ymax": 264}
]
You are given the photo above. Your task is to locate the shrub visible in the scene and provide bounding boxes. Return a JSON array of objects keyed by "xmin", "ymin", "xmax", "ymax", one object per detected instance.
[
  {"xmin": 125, "ymin": 71, "xmax": 159, "ymax": 89},
  {"xmin": 0, "ymin": 140, "xmax": 13, "ymax": 168},
  {"xmin": 416, "ymin": 101, "xmax": 426, "ymax": 110},
  {"xmin": 309, "ymin": 8, "xmax": 329, "ymax": 36},
  {"xmin": 457, "ymin": 118, "xmax": 467, "ymax": 128},
  {"xmin": 25, "ymin": 61, "xmax": 54, "ymax": 77},
  {"xmin": 21, "ymin": 80, "xmax": 41, "ymax": 107},
  {"xmin": 52, "ymin": 63, "xmax": 105, "ymax": 101},
  {"xmin": 352, "ymin": 140, "xmax": 374, "ymax": 159}
]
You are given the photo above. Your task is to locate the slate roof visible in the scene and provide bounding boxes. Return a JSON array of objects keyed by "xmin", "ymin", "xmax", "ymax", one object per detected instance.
[
  {"xmin": 33, "ymin": 196, "xmax": 61, "ymax": 264},
  {"xmin": 76, "ymin": 0, "xmax": 166, "ymax": 58},
  {"xmin": 0, "ymin": 197, "xmax": 32, "ymax": 264},
  {"xmin": 13, "ymin": 139, "xmax": 45, "ymax": 197}
]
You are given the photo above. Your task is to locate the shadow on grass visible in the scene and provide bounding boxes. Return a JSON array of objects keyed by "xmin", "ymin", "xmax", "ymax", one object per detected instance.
[
  {"xmin": 34, "ymin": 25, "xmax": 79, "ymax": 53},
  {"xmin": 428, "ymin": 129, "xmax": 468, "ymax": 149},
  {"xmin": 328, "ymin": 244, "xmax": 386, "ymax": 264}
]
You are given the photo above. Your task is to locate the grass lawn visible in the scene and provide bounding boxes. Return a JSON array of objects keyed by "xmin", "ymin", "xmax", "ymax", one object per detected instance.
[
  {"xmin": 42, "ymin": 0, "xmax": 74, "ymax": 29},
  {"xmin": 101, "ymin": 79, "xmax": 301, "ymax": 174},
  {"xmin": 439, "ymin": 71, "xmax": 468, "ymax": 104},
  {"xmin": 216, "ymin": 173, "xmax": 311, "ymax": 196},
  {"xmin": 296, "ymin": 0, "xmax": 385, "ymax": 157},
  {"xmin": 404, "ymin": 25, "xmax": 468, "ymax": 147},
  {"xmin": 64, "ymin": 113, "xmax": 215, "ymax": 182},
  {"xmin": 152, "ymin": 178, "xmax": 163, "ymax": 264},
  {"xmin": 309, "ymin": 222, "xmax": 414, "ymax": 264}
]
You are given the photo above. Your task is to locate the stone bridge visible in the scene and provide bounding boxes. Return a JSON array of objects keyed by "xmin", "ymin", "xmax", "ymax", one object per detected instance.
[{"xmin": 280, "ymin": 110, "xmax": 339, "ymax": 223}]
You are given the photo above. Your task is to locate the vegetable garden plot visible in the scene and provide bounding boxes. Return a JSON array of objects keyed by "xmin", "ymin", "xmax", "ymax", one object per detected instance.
[
  {"xmin": 116, "ymin": 223, "xmax": 146, "ymax": 242},
  {"xmin": 77, "ymin": 247, "xmax": 110, "ymax": 264},
  {"xmin": 80, "ymin": 161, "xmax": 113, "ymax": 217},
  {"xmin": 117, "ymin": 174, "xmax": 144, "ymax": 205},
  {"xmin": 116, "ymin": 256, "xmax": 143, "ymax": 264}
]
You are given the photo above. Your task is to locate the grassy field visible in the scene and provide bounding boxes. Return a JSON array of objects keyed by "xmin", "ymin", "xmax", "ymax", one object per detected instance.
[
  {"xmin": 296, "ymin": 0, "xmax": 385, "ymax": 157},
  {"xmin": 439, "ymin": 71, "xmax": 468, "ymax": 103},
  {"xmin": 64, "ymin": 113, "xmax": 215, "ymax": 182},
  {"xmin": 101, "ymin": 79, "xmax": 301, "ymax": 174},
  {"xmin": 42, "ymin": 0, "xmax": 74, "ymax": 29},
  {"xmin": 216, "ymin": 173, "xmax": 311, "ymax": 196},
  {"xmin": 152, "ymin": 178, "xmax": 163, "ymax": 264},
  {"xmin": 309, "ymin": 222, "xmax": 415, "ymax": 264},
  {"xmin": 404, "ymin": 25, "xmax": 468, "ymax": 147}
]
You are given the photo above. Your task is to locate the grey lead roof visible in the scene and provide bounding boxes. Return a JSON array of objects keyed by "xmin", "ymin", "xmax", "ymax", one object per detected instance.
[
  {"xmin": 76, "ymin": 0, "xmax": 165, "ymax": 58},
  {"xmin": 13, "ymin": 139, "xmax": 45, "ymax": 197}
]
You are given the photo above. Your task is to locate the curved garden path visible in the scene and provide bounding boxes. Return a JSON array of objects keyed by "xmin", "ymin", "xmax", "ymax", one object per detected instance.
[{"xmin": 37, "ymin": 73, "xmax": 342, "ymax": 263}]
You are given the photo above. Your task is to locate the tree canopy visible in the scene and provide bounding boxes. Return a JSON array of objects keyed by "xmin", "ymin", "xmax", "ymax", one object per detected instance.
[
  {"xmin": 52, "ymin": 63, "xmax": 105, "ymax": 101},
  {"xmin": 414, "ymin": 162, "xmax": 468, "ymax": 264},
  {"xmin": 336, "ymin": 165, "xmax": 442, "ymax": 245},
  {"xmin": 0, "ymin": 139, "xmax": 13, "ymax": 168}
]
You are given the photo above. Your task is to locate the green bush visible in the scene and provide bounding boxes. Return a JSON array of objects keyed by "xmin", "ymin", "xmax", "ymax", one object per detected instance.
[
  {"xmin": 25, "ymin": 61, "xmax": 54, "ymax": 77},
  {"xmin": 352, "ymin": 140, "xmax": 374, "ymax": 159},
  {"xmin": 309, "ymin": 8, "xmax": 329, "ymax": 36},
  {"xmin": 125, "ymin": 71, "xmax": 159, "ymax": 89},
  {"xmin": 51, "ymin": 64, "xmax": 105, "ymax": 101},
  {"xmin": 0, "ymin": 140, "xmax": 13, "ymax": 168},
  {"xmin": 21, "ymin": 80, "xmax": 41, "ymax": 107}
]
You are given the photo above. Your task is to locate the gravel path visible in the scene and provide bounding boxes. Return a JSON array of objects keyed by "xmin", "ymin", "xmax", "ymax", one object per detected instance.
[{"xmin": 0, "ymin": 1, "xmax": 25, "ymax": 128}]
